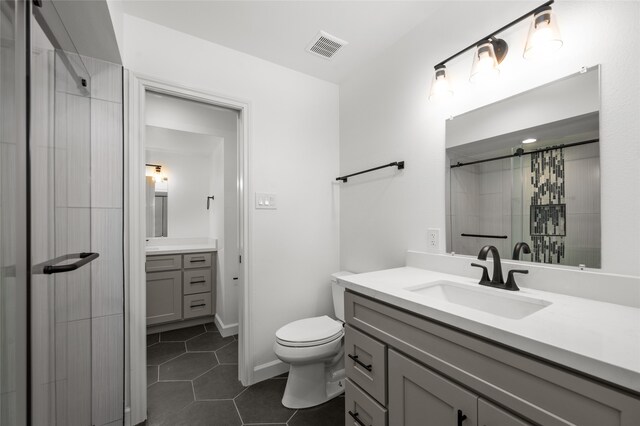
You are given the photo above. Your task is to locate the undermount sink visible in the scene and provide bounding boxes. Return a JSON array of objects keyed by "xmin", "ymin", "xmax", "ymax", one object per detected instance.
[{"xmin": 406, "ymin": 280, "xmax": 551, "ymax": 320}]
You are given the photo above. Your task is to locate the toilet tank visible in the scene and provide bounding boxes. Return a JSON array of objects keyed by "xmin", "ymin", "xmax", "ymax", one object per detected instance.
[{"xmin": 331, "ymin": 271, "xmax": 353, "ymax": 322}]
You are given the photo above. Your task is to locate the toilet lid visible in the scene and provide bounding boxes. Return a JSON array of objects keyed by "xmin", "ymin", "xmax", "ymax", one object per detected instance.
[{"xmin": 276, "ymin": 315, "xmax": 343, "ymax": 347}]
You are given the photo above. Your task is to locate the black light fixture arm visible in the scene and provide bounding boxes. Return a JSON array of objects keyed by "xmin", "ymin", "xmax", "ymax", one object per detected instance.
[{"xmin": 434, "ymin": 0, "xmax": 554, "ymax": 69}]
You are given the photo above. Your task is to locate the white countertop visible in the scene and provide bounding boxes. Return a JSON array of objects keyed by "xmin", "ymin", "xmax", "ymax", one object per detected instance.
[
  {"xmin": 145, "ymin": 238, "xmax": 217, "ymax": 255},
  {"xmin": 146, "ymin": 244, "xmax": 217, "ymax": 255},
  {"xmin": 338, "ymin": 266, "xmax": 640, "ymax": 393}
]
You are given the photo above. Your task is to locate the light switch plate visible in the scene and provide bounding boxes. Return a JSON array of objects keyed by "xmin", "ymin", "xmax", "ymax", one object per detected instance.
[{"xmin": 255, "ymin": 193, "xmax": 277, "ymax": 209}]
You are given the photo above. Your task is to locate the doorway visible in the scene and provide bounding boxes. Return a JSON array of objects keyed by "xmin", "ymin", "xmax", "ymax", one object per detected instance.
[{"xmin": 125, "ymin": 75, "xmax": 251, "ymax": 426}]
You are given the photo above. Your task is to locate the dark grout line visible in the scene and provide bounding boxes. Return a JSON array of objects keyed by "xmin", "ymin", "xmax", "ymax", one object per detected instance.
[
  {"xmin": 190, "ymin": 363, "xmax": 222, "ymax": 383},
  {"xmin": 232, "ymin": 397, "xmax": 244, "ymax": 424}
]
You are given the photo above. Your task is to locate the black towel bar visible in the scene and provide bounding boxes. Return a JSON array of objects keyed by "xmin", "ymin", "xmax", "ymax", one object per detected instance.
[
  {"xmin": 336, "ymin": 161, "xmax": 404, "ymax": 183},
  {"xmin": 461, "ymin": 233, "xmax": 508, "ymax": 239}
]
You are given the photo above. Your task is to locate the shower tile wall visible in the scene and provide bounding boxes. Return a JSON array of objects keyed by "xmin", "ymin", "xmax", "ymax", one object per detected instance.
[
  {"xmin": 522, "ymin": 143, "xmax": 600, "ymax": 267},
  {"xmin": 33, "ymin": 52, "xmax": 123, "ymax": 425},
  {"xmin": 85, "ymin": 55, "xmax": 124, "ymax": 426},
  {"xmin": 451, "ymin": 143, "xmax": 600, "ymax": 267}
]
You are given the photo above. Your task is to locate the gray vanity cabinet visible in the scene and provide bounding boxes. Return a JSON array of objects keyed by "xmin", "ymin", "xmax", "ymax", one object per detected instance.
[
  {"xmin": 344, "ymin": 291, "xmax": 640, "ymax": 426},
  {"xmin": 146, "ymin": 251, "xmax": 216, "ymax": 327},
  {"xmin": 478, "ymin": 399, "xmax": 533, "ymax": 426},
  {"xmin": 388, "ymin": 349, "xmax": 478, "ymax": 426},
  {"xmin": 388, "ymin": 349, "xmax": 531, "ymax": 426},
  {"xmin": 146, "ymin": 270, "xmax": 182, "ymax": 325}
]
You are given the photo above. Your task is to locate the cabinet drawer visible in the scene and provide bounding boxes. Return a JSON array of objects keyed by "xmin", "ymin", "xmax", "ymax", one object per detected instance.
[
  {"xmin": 183, "ymin": 268, "xmax": 212, "ymax": 295},
  {"xmin": 345, "ymin": 379, "xmax": 387, "ymax": 426},
  {"xmin": 184, "ymin": 252, "xmax": 212, "ymax": 269},
  {"xmin": 345, "ymin": 325, "xmax": 386, "ymax": 405},
  {"xmin": 146, "ymin": 254, "xmax": 182, "ymax": 272},
  {"xmin": 183, "ymin": 293, "xmax": 212, "ymax": 319}
]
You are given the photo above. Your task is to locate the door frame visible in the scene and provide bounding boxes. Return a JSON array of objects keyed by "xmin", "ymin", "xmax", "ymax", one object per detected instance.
[{"xmin": 124, "ymin": 72, "xmax": 253, "ymax": 426}]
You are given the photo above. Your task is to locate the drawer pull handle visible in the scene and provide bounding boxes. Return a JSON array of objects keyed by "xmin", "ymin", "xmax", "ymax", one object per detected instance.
[
  {"xmin": 191, "ymin": 279, "xmax": 206, "ymax": 284},
  {"xmin": 348, "ymin": 411, "xmax": 367, "ymax": 426},
  {"xmin": 457, "ymin": 409, "xmax": 467, "ymax": 426},
  {"xmin": 190, "ymin": 258, "xmax": 206, "ymax": 263},
  {"xmin": 347, "ymin": 354, "xmax": 372, "ymax": 372},
  {"xmin": 191, "ymin": 303, "xmax": 206, "ymax": 308}
]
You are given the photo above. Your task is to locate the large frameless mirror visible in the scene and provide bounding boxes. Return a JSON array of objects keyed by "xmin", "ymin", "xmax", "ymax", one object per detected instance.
[{"xmin": 446, "ymin": 66, "xmax": 601, "ymax": 268}]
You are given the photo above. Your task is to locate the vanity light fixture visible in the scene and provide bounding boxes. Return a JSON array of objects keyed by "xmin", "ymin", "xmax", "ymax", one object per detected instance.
[
  {"xmin": 469, "ymin": 38, "xmax": 508, "ymax": 84},
  {"xmin": 522, "ymin": 138, "xmax": 537, "ymax": 144},
  {"xmin": 428, "ymin": 64, "xmax": 454, "ymax": 100},
  {"xmin": 429, "ymin": 0, "xmax": 561, "ymax": 98},
  {"xmin": 146, "ymin": 163, "xmax": 164, "ymax": 182},
  {"xmin": 524, "ymin": 6, "xmax": 563, "ymax": 59}
]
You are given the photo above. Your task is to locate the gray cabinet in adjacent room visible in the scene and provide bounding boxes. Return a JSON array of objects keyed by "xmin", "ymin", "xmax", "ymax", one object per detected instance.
[
  {"xmin": 146, "ymin": 270, "xmax": 182, "ymax": 325},
  {"xmin": 146, "ymin": 251, "xmax": 216, "ymax": 327}
]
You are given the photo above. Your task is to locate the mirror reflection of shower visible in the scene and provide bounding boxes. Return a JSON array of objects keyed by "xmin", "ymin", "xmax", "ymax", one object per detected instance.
[{"xmin": 446, "ymin": 67, "xmax": 601, "ymax": 268}]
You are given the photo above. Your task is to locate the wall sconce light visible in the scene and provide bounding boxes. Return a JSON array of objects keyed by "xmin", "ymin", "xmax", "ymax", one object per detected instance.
[
  {"xmin": 146, "ymin": 163, "xmax": 166, "ymax": 182},
  {"xmin": 523, "ymin": 6, "xmax": 563, "ymax": 59},
  {"xmin": 469, "ymin": 38, "xmax": 508, "ymax": 84},
  {"xmin": 429, "ymin": 0, "xmax": 562, "ymax": 98},
  {"xmin": 429, "ymin": 64, "xmax": 453, "ymax": 100}
]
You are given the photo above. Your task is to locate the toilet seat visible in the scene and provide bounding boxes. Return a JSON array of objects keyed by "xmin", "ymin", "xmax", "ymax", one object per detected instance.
[{"xmin": 276, "ymin": 315, "xmax": 343, "ymax": 348}]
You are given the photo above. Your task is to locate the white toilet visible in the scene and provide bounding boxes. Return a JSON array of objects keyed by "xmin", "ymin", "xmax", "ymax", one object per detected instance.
[{"xmin": 274, "ymin": 271, "xmax": 353, "ymax": 409}]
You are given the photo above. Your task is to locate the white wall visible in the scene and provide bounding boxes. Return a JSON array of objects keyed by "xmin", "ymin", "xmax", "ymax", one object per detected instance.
[
  {"xmin": 340, "ymin": 1, "xmax": 640, "ymax": 276},
  {"xmin": 222, "ymin": 129, "xmax": 239, "ymax": 327},
  {"xmin": 123, "ymin": 15, "xmax": 340, "ymax": 371}
]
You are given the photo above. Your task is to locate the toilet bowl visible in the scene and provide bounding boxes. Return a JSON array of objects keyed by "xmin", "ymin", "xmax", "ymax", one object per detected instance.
[{"xmin": 273, "ymin": 271, "xmax": 352, "ymax": 409}]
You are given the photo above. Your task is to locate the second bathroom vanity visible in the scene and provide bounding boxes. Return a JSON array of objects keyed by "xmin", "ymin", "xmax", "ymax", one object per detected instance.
[{"xmin": 146, "ymin": 239, "xmax": 217, "ymax": 328}]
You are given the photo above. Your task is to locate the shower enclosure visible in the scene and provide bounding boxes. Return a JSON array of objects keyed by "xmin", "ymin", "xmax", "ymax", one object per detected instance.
[{"xmin": 1, "ymin": 1, "xmax": 117, "ymax": 424}]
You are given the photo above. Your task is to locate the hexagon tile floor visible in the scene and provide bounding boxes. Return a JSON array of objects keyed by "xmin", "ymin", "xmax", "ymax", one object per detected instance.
[{"xmin": 145, "ymin": 323, "xmax": 345, "ymax": 426}]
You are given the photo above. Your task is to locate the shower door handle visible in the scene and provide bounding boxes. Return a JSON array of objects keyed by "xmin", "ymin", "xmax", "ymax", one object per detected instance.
[{"xmin": 32, "ymin": 252, "xmax": 99, "ymax": 274}]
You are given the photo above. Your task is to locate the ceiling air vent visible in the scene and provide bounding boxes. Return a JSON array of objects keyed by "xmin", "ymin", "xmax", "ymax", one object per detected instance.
[{"xmin": 306, "ymin": 31, "xmax": 348, "ymax": 60}]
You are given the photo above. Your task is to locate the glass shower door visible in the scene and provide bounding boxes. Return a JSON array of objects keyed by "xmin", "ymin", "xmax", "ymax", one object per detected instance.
[
  {"xmin": 1, "ymin": 1, "xmax": 28, "ymax": 425},
  {"xmin": 30, "ymin": 6, "xmax": 97, "ymax": 425}
]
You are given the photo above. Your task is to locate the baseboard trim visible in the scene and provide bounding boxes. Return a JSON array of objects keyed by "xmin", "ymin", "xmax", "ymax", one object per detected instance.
[
  {"xmin": 146, "ymin": 316, "xmax": 214, "ymax": 335},
  {"xmin": 214, "ymin": 313, "xmax": 239, "ymax": 337},
  {"xmin": 253, "ymin": 359, "xmax": 289, "ymax": 384}
]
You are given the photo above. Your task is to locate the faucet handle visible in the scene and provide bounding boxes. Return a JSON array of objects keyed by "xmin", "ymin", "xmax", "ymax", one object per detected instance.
[
  {"xmin": 471, "ymin": 263, "xmax": 490, "ymax": 284},
  {"xmin": 505, "ymin": 269, "xmax": 528, "ymax": 291}
]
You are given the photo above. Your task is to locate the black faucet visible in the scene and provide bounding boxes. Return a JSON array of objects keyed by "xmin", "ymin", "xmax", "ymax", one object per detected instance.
[
  {"xmin": 471, "ymin": 245, "xmax": 526, "ymax": 291},
  {"xmin": 512, "ymin": 242, "xmax": 531, "ymax": 260}
]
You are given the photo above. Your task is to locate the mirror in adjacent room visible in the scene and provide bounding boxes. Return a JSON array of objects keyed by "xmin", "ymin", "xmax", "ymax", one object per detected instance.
[
  {"xmin": 145, "ymin": 164, "xmax": 168, "ymax": 237},
  {"xmin": 446, "ymin": 66, "xmax": 601, "ymax": 268},
  {"xmin": 143, "ymin": 91, "xmax": 238, "ymax": 241}
]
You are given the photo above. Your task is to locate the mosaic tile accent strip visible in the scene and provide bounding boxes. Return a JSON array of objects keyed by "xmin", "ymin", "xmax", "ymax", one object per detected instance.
[
  {"xmin": 530, "ymin": 204, "xmax": 566, "ymax": 237},
  {"xmin": 530, "ymin": 149, "xmax": 566, "ymax": 263}
]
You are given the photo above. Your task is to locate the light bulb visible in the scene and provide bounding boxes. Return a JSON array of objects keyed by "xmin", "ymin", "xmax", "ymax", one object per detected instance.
[
  {"xmin": 524, "ymin": 7, "xmax": 563, "ymax": 59},
  {"xmin": 429, "ymin": 65, "xmax": 453, "ymax": 100},
  {"xmin": 470, "ymin": 41, "xmax": 500, "ymax": 84}
]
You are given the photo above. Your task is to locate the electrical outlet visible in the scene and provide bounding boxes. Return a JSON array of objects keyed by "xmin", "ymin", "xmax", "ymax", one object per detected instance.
[{"xmin": 427, "ymin": 228, "xmax": 440, "ymax": 250}]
